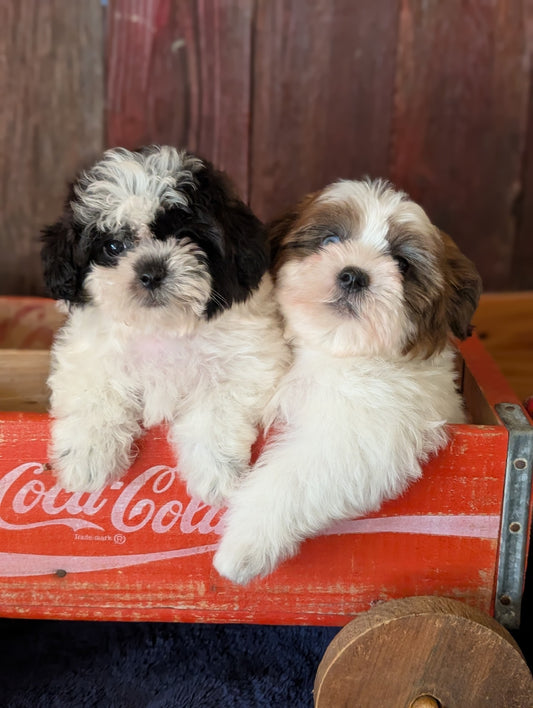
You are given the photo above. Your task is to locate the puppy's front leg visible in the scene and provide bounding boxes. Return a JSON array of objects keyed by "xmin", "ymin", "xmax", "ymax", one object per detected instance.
[
  {"xmin": 169, "ymin": 396, "xmax": 259, "ymax": 508},
  {"xmin": 49, "ymin": 343, "xmax": 142, "ymax": 492},
  {"xmin": 213, "ymin": 427, "xmax": 401, "ymax": 584},
  {"xmin": 212, "ymin": 436, "xmax": 318, "ymax": 583}
]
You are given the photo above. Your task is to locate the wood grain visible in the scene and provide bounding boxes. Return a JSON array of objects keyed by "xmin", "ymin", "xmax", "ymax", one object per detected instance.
[
  {"xmin": 0, "ymin": 298, "xmax": 65, "ymax": 350},
  {"xmin": 250, "ymin": 0, "xmax": 400, "ymax": 221},
  {"xmin": 2, "ymin": 1, "xmax": 533, "ymax": 296},
  {"xmin": 0, "ymin": 417, "xmax": 508, "ymax": 624},
  {"xmin": 0, "ymin": 351, "xmax": 51, "ymax": 413},
  {"xmin": 390, "ymin": 0, "xmax": 530, "ymax": 291},
  {"xmin": 106, "ymin": 0, "xmax": 254, "ymax": 199},
  {"xmin": 472, "ymin": 291, "xmax": 533, "ymax": 402},
  {"xmin": 0, "ymin": 0, "xmax": 104, "ymax": 296},
  {"xmin": 512, "ymin": 6, "xmax": 533, "ymax": 290},
  {"xmin": 314, "ymin": 596, "xmax": 533, "ymax": 707}
]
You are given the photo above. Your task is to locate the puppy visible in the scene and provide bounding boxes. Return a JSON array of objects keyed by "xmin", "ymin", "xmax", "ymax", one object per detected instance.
[
  {"xmin": 42, "ymin": 146, "xmax": 288, "ymax": 504},
  {"xmin": 214, "ymin": 179, "xmax": 482, "ymax": 583}
]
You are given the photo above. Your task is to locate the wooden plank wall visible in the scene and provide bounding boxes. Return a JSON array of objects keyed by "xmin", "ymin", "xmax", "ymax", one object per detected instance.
[
  {"xmin": 106, "ymin": 0, "xmax": 253, "ymax": 199},
  {"xmin": 0, "ymin": 0, "xmax": 104, "ymax": 295},
  {"xmin": 1, "ymin": 0, "xmax": 531, "ymax": 294}
]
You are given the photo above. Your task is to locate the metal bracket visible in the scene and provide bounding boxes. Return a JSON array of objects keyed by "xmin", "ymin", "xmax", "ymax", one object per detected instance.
[{"xmin": 494, "ymin": 403, "xmax": 533, "ymax": 630}]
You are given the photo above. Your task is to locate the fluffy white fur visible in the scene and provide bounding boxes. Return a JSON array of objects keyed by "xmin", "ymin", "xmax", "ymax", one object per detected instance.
[
  {"xmin": 44, "ymin": 146, "xmax": 289, "ymax": 505},
  {"xmin": 49, "ymin": 276, "xmax": 287, "ymax": 504},
  {"xmin": 71, "ymin": 147, "xmax": 202, "ymax": 232},
  {"xmin": 214, "ymin": 179, "xmax": 480, "ymax": 584},
  {"xmin": 86, "ymin": 237, "xmax": 212, "ymax": 334}
]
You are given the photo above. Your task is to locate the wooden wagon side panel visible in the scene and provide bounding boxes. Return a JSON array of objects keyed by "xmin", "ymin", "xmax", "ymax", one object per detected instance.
[{"xmin": 0, "ymin": 415, "xmax": 507, "ymax": 625}]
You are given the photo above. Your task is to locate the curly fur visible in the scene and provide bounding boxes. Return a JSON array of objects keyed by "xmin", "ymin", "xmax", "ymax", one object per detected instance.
[
  {"xmin": 42, "ymin": 146, "xmax": 289, "ymax": 504},
  {"xmin": 214, "ymin": 179, "xmax": 481, "ymax": 583}
]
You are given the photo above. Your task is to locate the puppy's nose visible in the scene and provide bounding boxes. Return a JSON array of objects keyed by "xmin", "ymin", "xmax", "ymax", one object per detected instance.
[
  {"xmin": 136, "ymin": 261, "xmax": 168, "ymax": 290},
  {"xmin": 337, "ymin": 266, "xmax": 370, "ymax": 292}
]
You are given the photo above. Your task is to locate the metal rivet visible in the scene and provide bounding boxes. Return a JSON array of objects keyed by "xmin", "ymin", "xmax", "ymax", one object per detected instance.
[
  {"xmin": 499, "ymin": 594, "xmax": 512, "ymax": 606},
  {"xmin": 513, "ymin": 458, "xmax": 527, "ymax": 470},
  {"xmin": 509, "ymin": 522, "xmax": 522, "ymax": 533},
  {"xmin": 55, "ymin": 569, "xmax": 67, "ymax": 578}
]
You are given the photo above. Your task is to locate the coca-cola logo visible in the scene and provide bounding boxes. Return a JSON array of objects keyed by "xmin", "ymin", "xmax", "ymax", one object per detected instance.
[
  {"xmin": 0, "ymin": 462, "xmax": 227, "ymax": 577},
  {"xmin": 0, "ymin": 462, "xmax": 225, "ymax": 536},
  {"xmin": 0, "ymin": 462, "xmax": 500, "ymax": 578}
]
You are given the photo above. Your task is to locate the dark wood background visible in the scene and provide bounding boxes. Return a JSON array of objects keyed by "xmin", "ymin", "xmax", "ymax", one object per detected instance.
[{"xmin": 1, "ymin": 0, "xmax": 532, "ymax": 295}]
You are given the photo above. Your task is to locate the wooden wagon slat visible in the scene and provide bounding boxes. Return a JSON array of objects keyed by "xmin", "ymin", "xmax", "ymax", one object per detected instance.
[{"xmin": 0, "ymin": 370, "xmax": 510, "ymax": 624}]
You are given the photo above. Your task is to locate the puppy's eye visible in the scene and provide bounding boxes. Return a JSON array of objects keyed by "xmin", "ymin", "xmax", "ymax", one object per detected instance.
[
  {"xmin": 394, "ymin": 256, "xmax": 410, "ymax": 275},
  {"xmin": 321, "ymin": 234, "xmax": 341, "ymax": 247},
  {"xmin": 104, "ymin": 240, "xmax": 125, "ymax": 257}
]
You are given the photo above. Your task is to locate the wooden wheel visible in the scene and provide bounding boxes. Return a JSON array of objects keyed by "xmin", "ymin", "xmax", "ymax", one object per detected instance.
[{"xmin": 314, "ymin": 596, "xmax": 532, "ymax": 707}]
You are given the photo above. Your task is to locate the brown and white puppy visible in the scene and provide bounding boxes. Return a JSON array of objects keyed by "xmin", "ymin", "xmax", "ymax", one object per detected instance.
[{"xmin": 214, "ymin": 178, "xmax": 481, "ymax": 584}]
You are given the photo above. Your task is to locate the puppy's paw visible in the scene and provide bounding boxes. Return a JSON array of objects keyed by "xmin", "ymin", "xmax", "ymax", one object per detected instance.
[
  {"xmin": 51, "ymin": 419, "xmax": 134, "ymax": 492},
  {"xmin": 186, "ymin": 475, "xmax": 236, "ymax": 509},
  {"xmin": 52, "ymin": 448, "xmax": 107, "ymax": 492},
  {"xmin": 177, "ymin": 449, "xmax": 248, "ymax": 508},
  {"xmin": 213, "ymin": 536, "xmax": 271, "ymax": 585}
]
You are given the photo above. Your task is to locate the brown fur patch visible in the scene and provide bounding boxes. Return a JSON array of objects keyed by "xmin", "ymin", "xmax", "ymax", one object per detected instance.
[
  {"xmin": 440, "ymin": 230, "xmax": 483, "ymax": 339},
  {"xmin": 268, "ymin": 192, "xmax": 358, "ymax": 275},
  {"xmin": 268, "ymin": 183, "xmax": 482, "ymax": 359}
]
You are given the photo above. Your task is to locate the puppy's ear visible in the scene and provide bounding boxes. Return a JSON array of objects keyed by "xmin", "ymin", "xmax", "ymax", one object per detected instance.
[
  {"xmin": 441, "ymin": 231, "xmax": 482, "ymax": 339},
  {"xmin": 194, "ymin": 163, "xmax": 268, "ymax": 292},
  {"xmin": 220, "ymin": 197, "xmax": 268, "ymax": 292},
  {"xmin": 267, "ymin": 211, "xmax": 300, "ymax": 274},
  {"xmin": 41, "ymin": 197, "xmax": 86, "ymax": 304},
  {"xmin": 267, "ymin": 193, "xmax": 318, "ymax": 275}
]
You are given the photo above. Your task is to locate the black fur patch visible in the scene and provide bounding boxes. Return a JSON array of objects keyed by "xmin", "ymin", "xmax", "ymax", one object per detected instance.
[
  {"xmin": 148, "ymin": 160, "xmax": 267, "ymax": 318},
  {"xmin": 41, "ymin": 185, "xmax": 90, "ymax": 304},
  {"xmin": 41, "ymin": 149, "xmax": 268, "ymax": 318}
]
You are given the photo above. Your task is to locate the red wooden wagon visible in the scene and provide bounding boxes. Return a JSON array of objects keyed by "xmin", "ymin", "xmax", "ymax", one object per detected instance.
[{"xmin": 0, "ymin": 297, "xmax": 531, "ymax": 705}]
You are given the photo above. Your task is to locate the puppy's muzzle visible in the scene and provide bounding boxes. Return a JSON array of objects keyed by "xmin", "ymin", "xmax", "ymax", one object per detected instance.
[
  {"xmin": 135, "ymin": 259, "xmax": 168, "ymax": 291},
  {"xmin": 337, "ymin": 266, "xmax": 370, "ymax": 293}
]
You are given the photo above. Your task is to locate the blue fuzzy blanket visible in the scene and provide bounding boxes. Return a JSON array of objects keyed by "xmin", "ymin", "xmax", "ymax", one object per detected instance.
[{"xmin": 0, "ymin": 620, "xmax": 338, "ymax": 707}]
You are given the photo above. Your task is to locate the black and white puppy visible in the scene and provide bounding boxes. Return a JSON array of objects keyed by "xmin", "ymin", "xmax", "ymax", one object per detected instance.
[
  {"xmin": 214, "ymin": 178, "xmax": 482, "ymax": 583},
  {"xmin": 42, "ymin": 146, "xmax": 288, "ymax": 504}
]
